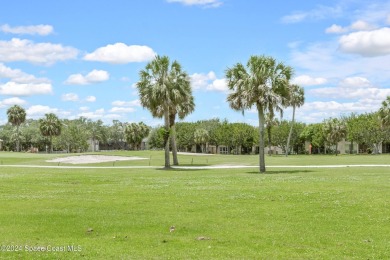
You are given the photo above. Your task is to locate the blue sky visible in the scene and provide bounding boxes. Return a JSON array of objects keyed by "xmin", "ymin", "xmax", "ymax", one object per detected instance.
[{"xmin": 1, "ymin": 0, "xmax": 390, "ymax": 126}]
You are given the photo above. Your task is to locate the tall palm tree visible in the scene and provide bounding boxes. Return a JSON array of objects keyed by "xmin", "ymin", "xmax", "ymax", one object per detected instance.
[
  {"xmin": 286, "ymin": 84, "xmax": 305, "ymax": 157},
  {"xmin": 7, "ymin": 105, "xmax": 26, "ymax": 152},
  {"xmin": 39, "ymin": 113, "xmax": 62, "ymax": 153},
  {"xmin": 226, "ymin": 55, "xmax": 292, "ymax": 173},
  {"xmin": 137, "ymin": 55, "xmax": 193, "ymax": 168}
]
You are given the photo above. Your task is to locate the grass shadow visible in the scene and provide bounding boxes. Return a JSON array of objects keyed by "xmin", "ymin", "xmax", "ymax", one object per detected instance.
[{"xmin": 155, "ymin": 167, "xmax": 207, "ymax": 172}]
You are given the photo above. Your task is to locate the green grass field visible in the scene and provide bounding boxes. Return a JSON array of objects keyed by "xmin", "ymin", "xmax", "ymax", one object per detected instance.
[{"xmin": 0, "ymin": 151, "xmax": 389, "ymax": 259}]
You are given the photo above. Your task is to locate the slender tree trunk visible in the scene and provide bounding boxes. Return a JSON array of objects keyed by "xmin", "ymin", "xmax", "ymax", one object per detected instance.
[
  {"xmin": 163, "ymin": 110, "xmax": 171, "ymax": 169},
  {"xmin": 16, "ymin": 125, "xmax": 20, "ymax": 152},
  {"xmin": 257, "ymin": 105, "xmax": 266, "ymax": 173},
  {"xmin": 267, "ymin": 126, "xmax": 272, "ymax": 156},
  {"xmin": 169, "ymin": 114, "xmax": 179, "ymax": 166},
  {"xmin": 50, "ymin": 136, "xmax": 53, "ymax": 154},
  {"xmin": 286, "ymin": 106, "xmax": 296, "ymax": 157},
  {"xmin": 335, "ymin": 143, "xmax": 338, "ymax": 156}
]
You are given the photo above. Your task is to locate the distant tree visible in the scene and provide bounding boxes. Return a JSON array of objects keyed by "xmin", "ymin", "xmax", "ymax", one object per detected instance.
[
  {"xmin": 264, "ymin": 114, "xmax": 278, "ymax": 155},
  {"xmin": 194, "ymin": 128, "xmax": 209, "ymax": 153},
  {"xmin": 226, "ymin": 55, "xmax": 292, "ymax": 172},
  {"xmin": 379, "ymin": 96, "xmax": 390, "ymax": 128},
  {"xmin": 7, "ymin": 105, "xmax": 26, "ymax": 152},
  {"xmin": 148, "ymin": 126, "xmax": 165, "ymax": 149},
  {"xmin": 124, "ymin": 122, "xmax": 150, "ymax": 150},
  {"xmin": 323, "ymin": 118, "xmax": 347, "ymax": 156},
  {"xmin": 39, "ymin": 113, "xmax": 62, "ymax": 153},
  {"xmin": 286, "ymin": 84, "xmax": 305, "ymax": 156},
  {"xmin": 86, "ymin": 119, "xmax": 106, "ymax": 152},
  {"xmin": 176, "ymin": 122, "xmax": 198, "ymax": 152},
  {"xmin": 300, "ymin": 123, "xmax": 326, "ymax": 154}
]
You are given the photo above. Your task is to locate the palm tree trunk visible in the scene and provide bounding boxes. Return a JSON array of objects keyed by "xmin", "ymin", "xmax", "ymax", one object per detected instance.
[
  {"xmin": 257, "ymin": 105, "xmax": 266, "ymax": 173},
  {"xmin": 170, "ymin": 124, "xmax": 179, "ymax": 165},
  {"xmin": 50, "ymin": 136, "xmax": 53, "ymax": 154},
  {"xmin": 16, "ymin": 125, "xmax": 20, "ymax": 152},
  {"xmin": 170, "ymin": 114, "xmax": 179, "ymax": 166},
  {"xmin": 163, "ymin": 110, "xmax": 171, "ymax": 169},
  {"xmin": 286, "ymin": 106, "xmax": 296, "ymax": 157}
]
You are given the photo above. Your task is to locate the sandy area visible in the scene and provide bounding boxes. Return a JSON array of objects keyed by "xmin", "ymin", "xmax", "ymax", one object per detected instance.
[
  {"xmin": 46, "ymin": 155, "xmax": 147, "ymax": 164},
  {"xmin": 177, "ymin": 152, "xmax": 214, "ymax": 156}
]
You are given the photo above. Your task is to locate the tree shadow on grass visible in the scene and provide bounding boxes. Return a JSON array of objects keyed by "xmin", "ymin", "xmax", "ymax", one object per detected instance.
[
  {"xmin": 156, "ymin": 167, "xmax": 207, "ymax": 172},
  {"xmin": 246, "ymin": 169, "xmax": 315, "ymax": 174}
]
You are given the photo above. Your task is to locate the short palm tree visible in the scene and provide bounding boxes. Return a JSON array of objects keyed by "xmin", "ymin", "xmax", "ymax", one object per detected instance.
[
  {"xmin": 323, "ymin": 118, "xmax": 347, "ymax": 156},
  {"xmin": 226, "ymin": 55, "xmax": 292, "ymax": 172},
  {"xmin": 39, "ymin": 113, "xmax": 62, "ymax": 153},
  {"xmin": 137, "ymin": 55, "xmax": 193, "ymax": 168},
  {"xmin": 379, "ymin": 96, "xmax": 390, "ymax": 128},
  {"xmin": 7, "ymin": 105, "xmax": 26, "ymax": 152},
  {"xmin": 286, "ymin": 84, "xmax": 305, "ymax": 156}
]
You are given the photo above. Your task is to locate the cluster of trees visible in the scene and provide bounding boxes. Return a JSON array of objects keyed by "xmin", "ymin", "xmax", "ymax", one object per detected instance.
[{"xmin": 1, "ymin": 105, "xmax": 150, "ymax": 153}]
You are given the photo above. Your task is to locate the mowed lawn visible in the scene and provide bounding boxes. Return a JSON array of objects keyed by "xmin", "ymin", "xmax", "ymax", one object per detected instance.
[{"xmin": 0, "ymin": 152, "xmax": 389, "ymax": 259}]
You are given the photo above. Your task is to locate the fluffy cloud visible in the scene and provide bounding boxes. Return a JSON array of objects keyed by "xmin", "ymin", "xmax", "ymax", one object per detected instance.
[
  {"xmin": 84, "ymin": 43, "xmax": 156, "ymax": 64},
  {"xmin": 62, "ymin": 93, "xmax": 79, "ymax": 102},
  {"xmin": 0, "ymin": 97, "xmax": 26, "ymax": 108},
  {"xmin": 64, "ymin": 70, "xmax": 109, "ymax": 85},
  {"xmin": 0, "ymin": 24, "xmax": 53, "ymax": 35},
  {"xmin": 190, "ymin": 71, "xmax": 228, "ymax": 92},
  {"xmin": 326, "ymin": 20, "xmax": 376, "ymax": 34},
  {"xmin": 26, "ymin": 105, "xmax": 59, "ymax": 117},
  {"xmin": 166, "ymin": 0, "xmax": 222, "ymax": 8},
  {"xmin": 291, "ymin": 75, "xmax": 327, "ymax": 86},
  {"xmin": 0, "ymin": 82, "xmax": 53, "ymax": 96},
  {"xmin": 0, "ymin": 63, "xmax": 50, "ymax": 84},
  {"xmin": 77, "ymin": 108, "xmax": 121, "ymax": 120},
  {"xmin": 0, "ymin": 38, "xmax": 78, "ymax": 65},
  {"xmin": 85, "ymin": 96, "xmax": 96, "ymax": 102},
  {"xmin": 111, "ymin": 100, "xmax": 140, "ymax": 107},
  {"xmin": 339, "ymin": 27, "xmax": 390, "ymax": 56},
  {"xmin": 110, "ymin": 107, "xmax": 136, "ymax": 113}
]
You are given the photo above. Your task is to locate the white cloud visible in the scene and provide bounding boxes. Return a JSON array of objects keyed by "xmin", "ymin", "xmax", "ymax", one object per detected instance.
[
  {"xmin": 339, "ymin": 77, "xmax": 371, "ymax": 88},
  {"xmin": 79, "ymin": 106, "xmax": 89, "ymax": 112},
  {"xmin": 326, "ymin": 20, "xmax": 376, "ymax": 34},
  {"xmin": 27, "ymin": 105, "xmax": 59, "ymax": 117},
  {"xmin": 84, "ymin": 43, "xmax": 156, "ymax": 64},
  {"xmin": 190, "ymin": 71, "xmax": 228, "ymax": 92},
  {"xmin": 0, "ymin": 24, "xmax": 53, "ymax": 35},
  {"xmin": 339, "ymin": 27, "xmax": 390, "ymax": 56},
  {"xmin": 77, "ymin": 108, "xmax": 120, "ymax": 120},
  {"xmin": 110, "ymin": 107, "xmax": 136, "ymax": 113},
  {"xmin": 325, "ymin": 24, "xmax": 347, "ymax": 34},
  {"xmin": 0, "ymin": 38, "xmax": 78, "ymax": 65},
  {"xmin": 281, "ymin": 5, "xmax": 342, "ymax": 23},
  {"xmin": 291, "ymin": 75, "xmax": 327, "ymax": 86},
  {"xmin": 85, "ymin": 96, "xmax": 96, "ymax": 102},
  {"xmin": 64, "ymin": 69, "xmax": 109, "ymax": 85},
  {"xmin": 111, "ymin": 99, "xmax": 141, "ymax": 107},
  {"xmin": 62, "ymin": 93, "xmax": 79, "ymax": 102},
  {"xmin": 0, "ymin": 97, "xmax": 26, "ymax": 108},
  {"xmin": 166, "ymin": 0, "xmax": 222, "ymax": 8},
  {"xmin": 0, "ymin": 82, "xmax": 53, "ymax": 96},
  {"xmin": 0, "ymin": 63, "xmax": 50, "ymax": 83}
]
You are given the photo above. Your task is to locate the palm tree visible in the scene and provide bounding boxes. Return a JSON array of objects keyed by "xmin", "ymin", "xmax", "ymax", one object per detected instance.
[
  {"xmin": 379, "ymin": 96, "xmax": 390, "ymax": 128},
  {"xmin": 264, "ymin": 114, "xmax": 278, "ymax": 156},
  {"xmin": 286, "ymin": 84, "xmax": 305, "ymax": 157},
  {"xmin": 39, "ymin": 113, "xmax": 62, "ymax": 153},
  {"xmin": 323, "ymin": 118, "xmax": 347, "ymax": 156},
  {"xmin": 7, "ymin": 105, "xmax": 26, "ymax": 152},
  {"xmin": 226, "ymin": 55, "xmax": 292, "ymax": 173},
  {"xmin": 137, "ymin": 55, "xmax": 193, "ymax": 168}
]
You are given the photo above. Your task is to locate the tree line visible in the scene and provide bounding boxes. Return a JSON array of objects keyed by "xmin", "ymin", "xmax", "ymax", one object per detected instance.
[{"xmin": 2, "ymin": 54, "xmax": 389, "ymax": 173}]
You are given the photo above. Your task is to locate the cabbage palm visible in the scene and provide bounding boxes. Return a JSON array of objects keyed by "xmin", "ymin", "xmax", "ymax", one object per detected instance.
[
  {"xmin": 286, "ymin": 84, "xmax": 305, "ymax": 156},
  {"xmin": 137, "ymin": 55, "xmax": 193, "ymax": 168},
  {"xmin": 39, "ymin": 113, "xmax": 62, "ymax": 153},
  {"xmin": 7, "ymin": 105, "xmax": 26, "ymax": 152},
  {"xmin": 379, "ymin": 96, "xmax": 390, "ymax": 128},
  {"xmin": 226, "ymin": 55, "xmax": 292, "ymax": 172}
]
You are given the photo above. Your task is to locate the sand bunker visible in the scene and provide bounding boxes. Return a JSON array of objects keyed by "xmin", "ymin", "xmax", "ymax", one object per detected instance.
[{"xmin": 46, "ymin": 155, "xmax": 147, "ymax": 164}]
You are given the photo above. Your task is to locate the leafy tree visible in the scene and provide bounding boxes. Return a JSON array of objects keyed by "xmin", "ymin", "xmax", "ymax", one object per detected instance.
[
  {"xmin": 323, "ymin": 118, "xmax": 347, "ymax": 155},
  {"xmin": 300, "ymin": 123, "xmax": 326, "ymax": 154},
  {"xmin": 379, "ymin": 96, "xmax": 390, "ymax": 128},
  {"xmin": 6, "ymin": 105, "xmax": 26, "ymax": 152},
  {"xmin": 86, "ymin": 119, "xmax": 106, "ymax": 152},
  {"xmin": 226, "ymin": 55, "xmax": 292, "ymax": 172},
  {"xmin": 286, "ymin": 84, "xmax": 305, "ymax": 156},
  {"xmin": 194, "ymin": 128, "xmax": 209, "ymax": 153},
  {"xmin": 39, "ymin": 113, "xmax": 62, "ymax": 153},
  {"xmin": 176, "ymin": 122, "xmax": 198, "ymax": 152},
  {"xmin": 137, "ymin": 55, "xmax": 192, "ymax": 168},
  {"xmin": 148, "ymin": 126, "xmax": 165, "ymax": 149},
  {"xmin": 20, "ymin": 119, "xmax": 42, "ymax": 151},
  {"xmin": 124, "ymin": 122, "xmax": 150, "ymax": 150}
]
